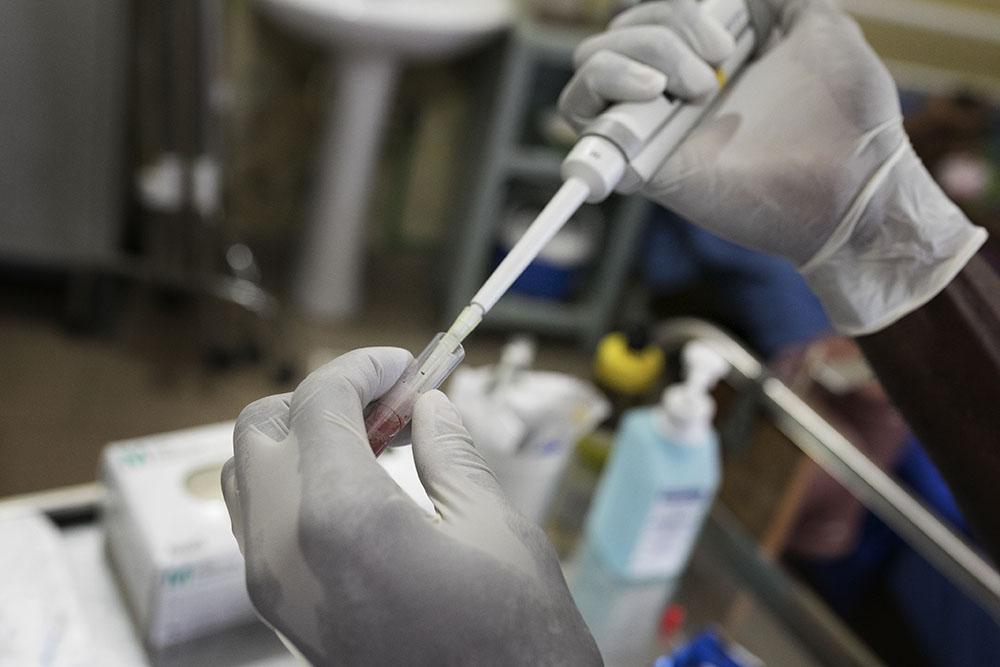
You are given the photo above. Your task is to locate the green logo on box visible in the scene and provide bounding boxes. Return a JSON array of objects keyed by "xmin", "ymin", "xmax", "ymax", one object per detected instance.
[
  {"xmin": 120, "ymin": 450, "xmax": 147, "ymax": 466},
  {"xmin": 164, "ymin": 567, "xmax": 193, "ymax": 587}
]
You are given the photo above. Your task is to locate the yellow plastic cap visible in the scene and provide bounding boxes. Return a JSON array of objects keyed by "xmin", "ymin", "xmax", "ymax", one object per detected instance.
[{"xmin": 593, "ymin": 332, "xmax": 666, "ymax": 396}]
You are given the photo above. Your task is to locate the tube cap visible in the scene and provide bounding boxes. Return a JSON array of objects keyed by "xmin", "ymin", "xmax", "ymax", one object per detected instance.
[{"xmin": 500, "ymin": 336, "xmax": 536, "ymax": 370}]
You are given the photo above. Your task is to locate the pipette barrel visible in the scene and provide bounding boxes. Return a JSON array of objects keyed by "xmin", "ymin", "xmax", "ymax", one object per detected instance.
[{"xmin": 364, "ymin": 333, "xmax": 465, "ymax": 456}]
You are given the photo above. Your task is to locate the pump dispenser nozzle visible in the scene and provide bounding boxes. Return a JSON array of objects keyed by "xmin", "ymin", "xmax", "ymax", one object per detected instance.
[
  {"xmin": 657, "ymin": 342, "xmax": 728, "ymax": 444},
  {"xmin": 682, "ymin": 342, "xmax": 729, "ymax": 395}
]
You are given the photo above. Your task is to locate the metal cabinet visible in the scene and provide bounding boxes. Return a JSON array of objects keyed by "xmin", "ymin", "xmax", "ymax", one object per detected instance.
[{"xmin": 0, "ymin": 0, "xmax": 127, "ymax": 268}]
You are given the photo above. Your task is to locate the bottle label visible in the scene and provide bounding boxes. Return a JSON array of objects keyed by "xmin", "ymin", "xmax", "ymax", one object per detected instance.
[{"xmin": 628, "ymin": 489, "xmax": 708, "ymax": 578}]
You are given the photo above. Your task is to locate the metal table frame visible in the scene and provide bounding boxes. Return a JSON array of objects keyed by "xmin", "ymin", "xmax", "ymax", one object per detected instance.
[{"xmin": 655, "ymin": 317, "xmax": 1000, "ymax": 625}]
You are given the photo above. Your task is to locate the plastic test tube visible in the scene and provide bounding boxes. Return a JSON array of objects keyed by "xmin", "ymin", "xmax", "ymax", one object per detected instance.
[{"xmin": 364, "ymin": 333, "xmax": 466, "ymax": 456}]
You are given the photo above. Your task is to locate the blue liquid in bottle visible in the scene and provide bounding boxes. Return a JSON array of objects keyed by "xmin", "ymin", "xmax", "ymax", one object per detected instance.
[
  {"xmin": 586, "ymin": 407, "xmax": 719, "ymax": 581},
  {"xmin": 569, "ymin": 343, "xmax": 726, "ymax": 661}
]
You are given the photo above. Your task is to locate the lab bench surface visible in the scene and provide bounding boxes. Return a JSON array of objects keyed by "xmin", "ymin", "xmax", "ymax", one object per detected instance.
[
  {"xmin": 9, "ymin": 485, "xmax": 878, "ymax": 667},
  {"xmin": 59, "ymin": 521, "xmax": 296, "ymax": 667}
]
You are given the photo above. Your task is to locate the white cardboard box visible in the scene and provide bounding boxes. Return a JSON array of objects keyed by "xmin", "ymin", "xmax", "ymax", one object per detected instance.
[
  {"xmin": 101, "ymin": 422, "xmax": 436, "ymax": 650},
  {"xmin": 101, "ymin": 422, "xmax": 256, "ymax": 648}
]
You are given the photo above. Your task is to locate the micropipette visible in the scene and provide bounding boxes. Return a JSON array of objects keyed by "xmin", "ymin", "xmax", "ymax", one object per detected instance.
[{"xmin": 364, "ymin": 0, "xmax": 773, "ymax": 456}]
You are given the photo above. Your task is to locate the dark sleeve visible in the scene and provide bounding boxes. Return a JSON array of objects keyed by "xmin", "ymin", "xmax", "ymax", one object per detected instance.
[{"xmin": 858, "ymin": 250, "xmax": 1000, "ymax": 561}]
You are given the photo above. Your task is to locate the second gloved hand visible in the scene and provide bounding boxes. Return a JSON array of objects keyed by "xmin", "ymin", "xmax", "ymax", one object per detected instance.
[
  {"xmin": 221, "ymin": 348, "xmax": 600, "ymax": 666},
  {"xmin": 559, "ymin": 0, "xmax": 986, "ymax": 334}
]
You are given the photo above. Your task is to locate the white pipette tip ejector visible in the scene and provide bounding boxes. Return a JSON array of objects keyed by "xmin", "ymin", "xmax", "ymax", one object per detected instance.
[
  {"xmin": 425, "ymin": 174, "xmax": 592, "ymax": 377},
  {"xmin": 470, "ymin": 176, "xmax": 592, "ymax": 315}
]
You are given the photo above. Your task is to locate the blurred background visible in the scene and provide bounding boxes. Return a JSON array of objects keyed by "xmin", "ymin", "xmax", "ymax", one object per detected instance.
[{"xmin": 1, "ymin": 0, "xmax": 999, "ymax": 665}]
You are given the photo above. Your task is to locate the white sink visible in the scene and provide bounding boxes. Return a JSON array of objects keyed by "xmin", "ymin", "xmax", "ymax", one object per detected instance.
[
  {"xmin": 257, "ymin": 0, "xmax": 514, "ymax": 59},
  {"xmin": 255, "ymin": 0, "xmax": 515, "ymax": 319}
]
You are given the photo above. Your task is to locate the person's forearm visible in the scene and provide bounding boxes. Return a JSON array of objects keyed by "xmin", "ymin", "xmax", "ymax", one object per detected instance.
[{"xmin": 857, "ymin": 249, "xmax": 1000, "ymax": 560}]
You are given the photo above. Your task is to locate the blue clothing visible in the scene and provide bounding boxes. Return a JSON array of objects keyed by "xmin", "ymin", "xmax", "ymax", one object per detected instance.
[
  {"xmin": 792, "ymin": 437, "xmax": 999, "ymax": 665},
  {"xmin": 642, "ymin": 208, "xmax": 830, "ymax": 357}
]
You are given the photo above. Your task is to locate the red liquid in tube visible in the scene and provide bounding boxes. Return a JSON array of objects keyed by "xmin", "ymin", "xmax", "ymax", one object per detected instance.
[
  {"xmin": 362, "ymin": 332, "xmax": 465, "ymax": 456},
  {"xmin": 364, "ymin": 404, "xmax": 407, "ymax": 457}
]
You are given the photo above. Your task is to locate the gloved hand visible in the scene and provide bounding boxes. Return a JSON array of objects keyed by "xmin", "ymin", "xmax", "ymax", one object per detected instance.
[
  {"xmin": 559, "ymin": 0, "xmax": 987, "ymax": 334},
  {"xmin": 221, "ymin": 348, "xmax": 600, "ymax": 666}
]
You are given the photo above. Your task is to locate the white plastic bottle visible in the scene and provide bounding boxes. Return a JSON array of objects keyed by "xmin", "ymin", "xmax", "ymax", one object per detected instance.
[{"xmin": 568, "ymin": 342, "xmax": 729, "ymax": 662}]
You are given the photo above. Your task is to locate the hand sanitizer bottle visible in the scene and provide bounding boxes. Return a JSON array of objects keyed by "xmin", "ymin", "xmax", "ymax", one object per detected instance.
[{"xmin": 569, "ymin": 342, "xmax": 728, "ymax": 662}]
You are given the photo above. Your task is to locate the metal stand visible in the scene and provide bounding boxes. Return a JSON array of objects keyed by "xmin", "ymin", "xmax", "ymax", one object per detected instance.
[
  {"xmin": 655, "ymin": 317, "xmax": 1000, "ymax": 625},
  {"xmin": 448, "ymin": 21, "xmax": 653, "ymax": 349}
]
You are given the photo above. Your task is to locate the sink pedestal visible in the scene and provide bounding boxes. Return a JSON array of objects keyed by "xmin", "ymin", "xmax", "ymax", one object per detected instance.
[
  {"xmin": 254, "ymin": 0, "xmax": 514, "ymax": 319},
  {"xmin": 293, "ymin": 54, "xmax": 398, "ymax": 319}
]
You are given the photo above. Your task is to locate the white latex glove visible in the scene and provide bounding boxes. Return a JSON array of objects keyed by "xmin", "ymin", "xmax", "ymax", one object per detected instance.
[
  {"xmin": 221, "ymin": 348, "xmax": 600, "ymax": 666},
  {"xmin": 559, "ymin": 0, "xmax": 987, "ymax": 334}
]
